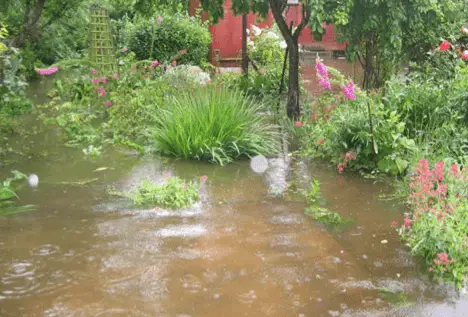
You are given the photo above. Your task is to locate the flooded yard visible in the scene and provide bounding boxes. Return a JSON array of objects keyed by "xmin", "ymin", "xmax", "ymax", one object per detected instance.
[{"xmin": 0, "ymin": 62, "xmax": 467, "ymax": 316}]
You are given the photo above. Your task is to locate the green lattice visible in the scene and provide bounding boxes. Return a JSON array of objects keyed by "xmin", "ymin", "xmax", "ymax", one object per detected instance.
[{"xmin": 89, "ymin": 5, "xmax": 116, "ymax": 74}]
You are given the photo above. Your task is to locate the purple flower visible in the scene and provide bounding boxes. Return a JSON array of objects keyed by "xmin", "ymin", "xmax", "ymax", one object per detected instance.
[
  {"xmin": 341, "ymin": 81, "xmax": 356, "ymax": 100},
  {"xmin": 319, "ymin": 76, "xmax": 331, "ymax": 90},
  {"xmin": 315, "ymin": 58, "xmax": 328, "ymax": 77}
]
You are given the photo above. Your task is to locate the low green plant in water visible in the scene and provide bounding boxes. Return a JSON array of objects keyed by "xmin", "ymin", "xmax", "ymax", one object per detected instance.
[
  {"xmin": 82, "ymin": 145, "xmax": 102, "ymax": 159},
  {"xmin": 0, "ymin": 171, "xmax": 35, "ymax": 216},
  {"xmin": 303, "ymin": 179, "xmax": 353, "ymax": 231},
  {"xmin": 152, "ymin": 86, "xmax": 280, "ymax": 165},
  {"xmin": 112, "ymin": 175, "xmax": 206, "ymax": 209}
]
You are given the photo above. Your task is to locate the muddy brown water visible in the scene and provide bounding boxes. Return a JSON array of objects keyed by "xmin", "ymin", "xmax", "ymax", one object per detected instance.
[{"xmin": 0, "ymin": 61, "xmax": 467, "ymax": 316}]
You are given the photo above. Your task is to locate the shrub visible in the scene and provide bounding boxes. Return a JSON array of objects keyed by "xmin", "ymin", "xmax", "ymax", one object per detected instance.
[
  {"xmin": 396, "ymin": 159, "xmax": 468, "ymax": 287},
  {"xmin": 126, "ymin": 12, "xmax": 211, "ymax": 66},
  {"xmin": 299, "ymin": 60, "xmax": 416, "ymax": 175},
  {"xmin": 152, "ymin": 86, "xmax": 280, "ymax": 165}
]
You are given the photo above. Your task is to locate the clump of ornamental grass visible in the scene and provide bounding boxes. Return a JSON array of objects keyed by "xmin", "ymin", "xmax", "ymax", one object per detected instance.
[
  {"xmin": 394, "ymin": 159, "xmax": 468, "ymax": 287},
  {"xmin": 111, "ymin": 175, "xmax": 208, "ymax": 209},
  {"xmin": 152, "ymin": 86, "xmax": 280, "ymax": 165}
]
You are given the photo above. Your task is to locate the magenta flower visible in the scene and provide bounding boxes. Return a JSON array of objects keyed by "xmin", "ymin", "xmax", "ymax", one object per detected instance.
[
  {"xmin": 294, "ymin": 121, "xmax": 303, "ymax": 127},
  {"xmin": 315, "ymin": 57, "xmax": 328, "ymax": 77},
  {"xmin": 341, "ymin": 81, "xmax": 356, "ymax": 100},
  {"xmin": 200, "ymin": 175, "xmax": 208, "ymax": 182},
  {"xmin": 100, "ymin": 77, "xmax": 107, "ymax": 84},
  {"xmin": 151, "ymin": 60, "xmax": 159, "ymax": 68},
  {"xmin": 157, "ymin": 16, "xmax": 163, "ymax": 25},
  {"xmin": 91, "ymin": 78, "xmax": 100, "ymax": 84},
  {"xmin": 91, "ymin": 68, "xmax": 98, "ymax": 74},
  {"xmin": 319, "ymin": 76, "xmax": 331, "ymax": 90},
  {"xmin": 97, "ymin": 87, "xmax": 107, "ymax": 97},
  {"xmin": 104, "ymin": 101, "xmax": 112, "ymax": 107},
  {"xmin": 37, "ymin": 66, "xmax": 59, "ymax": 76}
]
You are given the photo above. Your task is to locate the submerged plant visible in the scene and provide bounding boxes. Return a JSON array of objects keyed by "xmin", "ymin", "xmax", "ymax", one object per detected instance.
[
  {"xmin": 0, "ymin": 171, "xmax": 35, "ymax": 216},
  {"xmin": 112, "ymin": 175, "xmax": 206, "ymax": 209}
]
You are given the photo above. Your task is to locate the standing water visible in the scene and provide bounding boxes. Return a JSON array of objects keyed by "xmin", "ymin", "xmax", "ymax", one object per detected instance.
[{"xmin": 0, "ymin": 60, "xmax": 467, "ymax": 316}]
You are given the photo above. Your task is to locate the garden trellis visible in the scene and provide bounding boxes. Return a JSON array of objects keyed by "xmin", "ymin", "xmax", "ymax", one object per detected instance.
[{"xmin": 89, "ymin": 5, "xmax": 116, "ymax": 74}]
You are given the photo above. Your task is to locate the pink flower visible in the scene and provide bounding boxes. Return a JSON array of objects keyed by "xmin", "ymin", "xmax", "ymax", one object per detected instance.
[
  {"xmin": 100, "ymin": 77, "xmax": 107, "ymax": 84},
  {"xmin": 37, "ymin": 66, "xmax": 59, "ymax": 76},
  {"xmin": 171, "ymin": 60, "xmax": 177, "ymax": 67},
  {"xmin": 113, "ymin": 73, "xmax": 119, "ymax": 79},
  {"xmin": 462, "ymin": 50, "xmax": 468, "ymax": 61},
  {"xmin": 91, "ymin": 78, "xmax": 100, "ymax": 84},
  {"xmin": 439, "ymin": 40, "xmax": 450, "ymax": 51},
  {"xmin": 91, "ymin": 68, "xmax": 98, "ymax": 74},
  {"xmin": 182, "ymin": 184, "xmax": 188, "ymax": 190},
  {"xmin": 433, "ymin": 252, "xmax": 450, "ymax": 265},
  {"xmin": 151, "ymin": 60, "xmax": 159, "ymax": 68},
  {"xmin": 437, "ymin": 183, "xmax": 448, "ymax": 197},
  {"xmin": 294, "ymin": 121, "xmax": 303, "ymax": 127},
  {"xmin": 157, "ymin": 16, "xmax": 163, "ymax": 25},
  {"xmin": 319, "ymin": 76, "xmax": 331, "ymax": 90},
  {"xmin": 104, "ymin": 101, "xmax": 112, "ymax": 107},
  {"xmin": 97, "ymin": 87, "xmax": 107, "ymax": 97},
  {"xmin": 123, "ymin": 47, "xmax": 128, "ymax": 53},
  {"xmin": 337, "ymin": 163, "xmax": 344, "ymax": 174},
  {"xmin": 345, "ymin": 152, "xmax": 356, "ymax": 161},
  {"xmin": 341, "ymin": 81, "xmax": 356, "ymax": 100},
  {"xmin": 391, "ymin": 221, "xmax": 398, "ymax": 226},
  {"xmin": 163, "ymin": 172, "xmax": 171, "ymax": 178},
  {"xmin": 315, "ymin": 58, "xmax": 328, "ymax": 77},
  {"xmin": 449, "ymin": 163, "xmax": 460, "ymax": 176},
  {"xmin": 433, "ymin": 161, "xmax": 444, "ymax": 182},
  {"xmin": 200, "ymin": 175, "xmax": 208, "ymax": 182},
  {"xmin": 403, "ymin": 218, "xmax": 412, "ymax": 229},
  {"xmin": 428, "ymin": 266, "xmax": 433, "ymax": 272}
]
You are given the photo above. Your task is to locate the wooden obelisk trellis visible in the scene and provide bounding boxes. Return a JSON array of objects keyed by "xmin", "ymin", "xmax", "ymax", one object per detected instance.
[{"xmin": 89, "ymin": 6, "xmax": 116, "ymax": 74}]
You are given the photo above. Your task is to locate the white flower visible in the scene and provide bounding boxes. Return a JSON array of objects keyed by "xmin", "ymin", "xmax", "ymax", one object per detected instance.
[
  {"xmin": 462, "ymin": 27, "xmax": 468, "ymax": 34},
  {"xmin": 252, "ymin": 25, "xmax": 262, "ymax": 37},
  {"xmin": 279, "ymin": 41, "xmax": 287, "ymax": 49},
  {"xmin": 246, "ymin": 29, "xmax": 250, "ymax": 35},
  {"xmin": 266, "ymin": 31, "xmax": 279, "ymax": 39}
]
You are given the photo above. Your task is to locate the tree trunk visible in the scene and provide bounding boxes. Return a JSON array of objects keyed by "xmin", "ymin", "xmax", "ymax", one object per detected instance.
[
  {"xmin": 287, "ymin": 36, "xmax": 300, "ymax": 119},
  {"xmin": 13, "ymin": 0, "xmax": 47, "ymax": 48}
]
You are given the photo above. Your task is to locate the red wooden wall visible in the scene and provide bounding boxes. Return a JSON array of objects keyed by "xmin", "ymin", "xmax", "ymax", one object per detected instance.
[{"xmin": 189, "ymin": 0, "xmax": 345, "ymax": 65}]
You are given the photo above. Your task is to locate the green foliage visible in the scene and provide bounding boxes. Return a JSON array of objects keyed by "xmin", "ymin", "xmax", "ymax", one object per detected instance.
[
  {"xmin": 114, "ymin": 176, "xmax": 200, "ymax": 209},
  {"xmin": 323, "ymin": 0, "xmax": 467, "ymax": 88},
  {"xmin": 384, "ymin": 64, "xmax": 468, "ymax": 163},
  {"xmin": 152, "ymin": 86, "xmax": 280, "ymax": 165},
  {"xmin": 125, "ymin": 12, "xmax": 211, "ymax": 66},
  {"xmin": 42, "ymin": 56, "xmax": 204, "ymax": 149},
  {"xmin": 303, "ymin": 179, "xmax": 353, "ymax": 230},
  {"xmin": 396, "ymin": 159, "xmax": 468, "ymax": 287},
  {"xmin": 299, "ymin": 64, "xmax": 416, "ymax": 175},
  {"xmin": 0, "ymin": 171, "xmax": 35, "ymax": 216}
]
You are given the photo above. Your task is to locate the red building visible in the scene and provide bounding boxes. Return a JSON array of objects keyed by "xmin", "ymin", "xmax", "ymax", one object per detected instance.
[{"xmin": 189, "ymin": 0, "xmax": 345, "ymax": 66}]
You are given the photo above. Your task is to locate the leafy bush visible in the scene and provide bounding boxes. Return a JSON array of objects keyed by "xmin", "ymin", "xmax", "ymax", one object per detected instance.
[
  {"xmin": 299, "ymin": 60, "xmax": 416, "ymax": 175},
  {"xmin": 396, "ymin": 159, "xmax": 468, "ymax": 287},
  {"xmin": 113, "ymin": 175, "xmax": 205, "ymax": 209},
  {"xmin": 152, "ymin": 86, "xmax": 280, "ymax": 165},
  {"xmin": 125, "ymin": 12, "xmax": 211, "ymax": 65}
]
